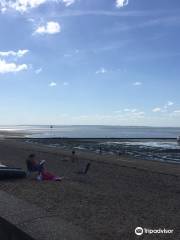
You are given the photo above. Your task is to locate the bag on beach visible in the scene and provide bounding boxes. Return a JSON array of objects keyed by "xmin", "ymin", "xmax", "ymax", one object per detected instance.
[{"xmin": 41, "ymin": 171, "xmax": 62, "ymax": 181}]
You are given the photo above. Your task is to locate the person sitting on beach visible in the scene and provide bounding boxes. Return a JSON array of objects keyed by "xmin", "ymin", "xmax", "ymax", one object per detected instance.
[
  {"xmin": 26, "ymin": 154, "xmax": 45, "ymax": 176},
  {"xmin": 26, "ymin": 154, "xmax": 63, "ymax": 181}
]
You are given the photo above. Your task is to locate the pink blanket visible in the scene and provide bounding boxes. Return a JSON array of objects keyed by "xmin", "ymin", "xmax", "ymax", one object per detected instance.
[{"xmin": 42, "ymin": 171, "xmax": 63, "ymax": 181}]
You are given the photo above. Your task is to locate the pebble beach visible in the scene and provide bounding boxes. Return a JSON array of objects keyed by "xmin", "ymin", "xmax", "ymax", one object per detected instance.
[{"xmin": 0, "ymin": 137, "xmax": 180, "ymax": 239}]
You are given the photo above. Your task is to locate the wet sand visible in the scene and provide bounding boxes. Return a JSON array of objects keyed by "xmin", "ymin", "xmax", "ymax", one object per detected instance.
[{"xmin": 0, "ymin": 138, "xmax": 180, "ymax": 239}]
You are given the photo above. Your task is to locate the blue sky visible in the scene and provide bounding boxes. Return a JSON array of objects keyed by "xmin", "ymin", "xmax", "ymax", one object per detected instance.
[{"xmin": 0, "ymin": 0, "xmax": 180, "ymax": 126}]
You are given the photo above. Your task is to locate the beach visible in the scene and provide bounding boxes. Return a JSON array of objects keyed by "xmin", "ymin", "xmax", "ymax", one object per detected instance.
[{"xmin": 0, "ymin": 138, "xmax": 180, "ymax": 239}]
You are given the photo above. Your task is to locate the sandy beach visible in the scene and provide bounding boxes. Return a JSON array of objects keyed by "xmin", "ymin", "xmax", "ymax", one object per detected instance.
[{"xmin": 0, "ymin": 138, "xmax": 180, "ymax": 239}]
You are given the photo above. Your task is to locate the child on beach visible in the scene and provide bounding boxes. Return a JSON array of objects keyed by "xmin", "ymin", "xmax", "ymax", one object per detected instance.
[{"xmin": 71, "ymin": 149, "xmax": 91, "ymax": 174}]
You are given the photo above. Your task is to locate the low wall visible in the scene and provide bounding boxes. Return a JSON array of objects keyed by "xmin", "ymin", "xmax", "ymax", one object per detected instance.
[
  {"xmin": 0, "ymin": 190, "xmax": 90, "ymax": 240},
  {"xmin": 0, "ymin": 216, "xmax": 34, "ymax": 240}
]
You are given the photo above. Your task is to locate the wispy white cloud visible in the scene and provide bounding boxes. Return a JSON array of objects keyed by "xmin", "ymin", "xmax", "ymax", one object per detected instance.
[
  {"xmin": 167, "ymin": 101, "xmax": 174, "ymax": 106},
  {"xmin": 163, "ymin": 101, "xmax": 174, "ymax": 110},
  {"xmin": 64, "ymin": 53, "xmax": 73, "ymax": 57},
  {"xmin": 116, "ymin": 0, "xmax": 128, "ymax": 8},
  {"xmin": 0, "ymin": 0, "xmax": 47, "ymax": 12},
  {"xmin": 64, "ymin": 49, "xmax": 80, "ymax": 58},
  {"xmin": 172, "ymin": 110, "xmax": 180, "ymax": 116},
  {"xmin": 96, "ymin": 67, "xmax": 107, "ymax": 74},
  {"xmin": 34, "ymin": 21, "xmax": 61, "ymax": 35},
  {"xmin": 28, "ymin": 18, "xmax": 36, "ymax": 23},
  {"xmin": 133, "ymin": 81, "xmax": 142, "ymax": 86},
  {"xmin": 152, "ymin": 101, "xmax": 175, "ymax": 113},
  {"xmin": 52, "ymin": 9, "xmax": 165, "ymax": 19},
  {"xmin": 0, "ymin": 59, "xmax": 28, "ymax": 73},
  {"xmin": 62, "ymin": 0, "xmax": 75, "ymax": 7},
  {"xmin": 49, "ymin": 81, "xmax": 69, "ymax": 87},
  {"xmin": 63, "ymin": 82, "xmax": 69, "ymax": 86},
  {"xmin": 169, "ymin": 109, "xmax": 180, "ymax": 118},
  {"xmin": 49, "ymin": 81, "xmax": 57, "ymax": 87},
  {"xmin": 35, "ymin": 68, "xmax": 42, "ymax": 74},
  {"xmin": 0, "ymin": 49, "xmax": 29, "ymax": 58},
  {"xmin": 70, "ymin": 110, "xmax": 145, "ymax": 125},
  {"xmin": 113, "ymin": 108, "xmax": 145, "ymax": 120},
  {"xmin": 105, "ymin": 16, "xmax": 180, "ymax": 37},
  {"xmin": 152, "ymin": 107, "xmax": 162, "ymax": 113},
  {"xmin": 0, "ymin": 0, "xmax": 76, "ymax": 13},
  {"xmin": 123, "ymin": 108, "xmax": 144, "ymax": 116},
  {"xmin": 124, "ymin": 108, "xmax": 134, "ymax": 112}
]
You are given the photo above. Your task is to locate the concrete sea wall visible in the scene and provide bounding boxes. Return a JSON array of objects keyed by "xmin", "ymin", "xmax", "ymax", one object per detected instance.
[{"xmin": 0, "ymin": 190, "xmax": 90, "ymax": 240}]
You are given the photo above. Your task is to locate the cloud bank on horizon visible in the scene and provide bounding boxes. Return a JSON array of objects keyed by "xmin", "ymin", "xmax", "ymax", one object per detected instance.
[{"xmin": 0, "ymin": 0, "xmax": 180, "ymax": 127}]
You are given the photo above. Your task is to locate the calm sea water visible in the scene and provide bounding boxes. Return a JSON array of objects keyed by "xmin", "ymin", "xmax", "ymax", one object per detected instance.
[{"xmin": 0, "ymin": 125, "xmax": 180, "ymax": 138}]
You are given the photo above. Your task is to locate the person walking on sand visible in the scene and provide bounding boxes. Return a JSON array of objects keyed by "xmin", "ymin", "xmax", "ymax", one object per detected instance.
[{"xmin": 71, "ymin": 149, "xmax": 76, "ymax": 162}]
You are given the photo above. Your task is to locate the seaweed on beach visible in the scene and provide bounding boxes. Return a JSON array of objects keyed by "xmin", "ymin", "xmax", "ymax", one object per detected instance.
[{"xmin": 23, "ymin": 138, "xmax": 180, "ymax": 164}]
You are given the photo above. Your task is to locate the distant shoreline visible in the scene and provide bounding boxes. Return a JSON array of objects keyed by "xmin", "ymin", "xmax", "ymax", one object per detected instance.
[{"xmin": 0, "ymin": 134, "xmax": 178, "ymax": 140}]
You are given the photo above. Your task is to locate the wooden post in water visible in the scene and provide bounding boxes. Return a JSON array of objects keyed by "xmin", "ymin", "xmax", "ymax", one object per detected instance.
[{"xmin": 50, "ymin": 125, "xmax": 53, "ymax": 137}]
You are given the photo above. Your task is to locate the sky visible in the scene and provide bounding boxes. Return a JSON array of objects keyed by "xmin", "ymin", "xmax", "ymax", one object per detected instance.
[{"xmin": 0, "ymin": 0, "xmax": 180, "ymax": 126}]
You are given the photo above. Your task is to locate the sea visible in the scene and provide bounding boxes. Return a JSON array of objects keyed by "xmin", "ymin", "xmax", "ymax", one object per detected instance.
[
  {"xmin": 1, "ymin": 125, "xmax": 180, "ymax": 164},
  {"xmin": 0, "ymin": 125, "xmax": 180, "ymax": 138}
]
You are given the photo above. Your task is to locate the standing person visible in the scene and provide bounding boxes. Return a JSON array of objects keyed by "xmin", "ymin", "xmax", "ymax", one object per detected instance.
[
  {"xmin": 99, "ymin": 145, "xmax": 102, "ymax": 155},
  {"xmin": 70, "ymin": 148, "xmax": 91, "ymax": 175},
  {"xmin": 71, "ymin": 149, "xmax": 76, "ymax": 162}
]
